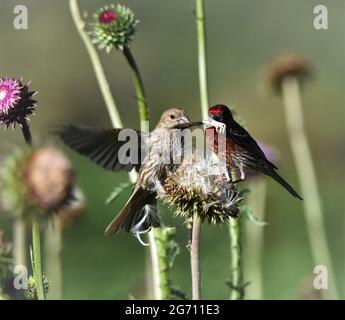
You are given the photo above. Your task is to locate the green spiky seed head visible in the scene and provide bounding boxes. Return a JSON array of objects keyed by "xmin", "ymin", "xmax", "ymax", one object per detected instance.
[{"xmin": 90, "ymin": 4, "xmax": 139, "ymax": 52}]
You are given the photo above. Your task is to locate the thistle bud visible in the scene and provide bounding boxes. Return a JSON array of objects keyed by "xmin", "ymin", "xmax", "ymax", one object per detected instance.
[
  {"xmin": 0, "ymin": 77, "xmax": 37, "ymax": 129},
  {"xmin": 89, "ymin": 4, "xmax": 139, "ymax": 52}
]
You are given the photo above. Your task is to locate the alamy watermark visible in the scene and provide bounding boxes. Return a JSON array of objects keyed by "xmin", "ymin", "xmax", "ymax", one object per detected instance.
[
  {"xmin": 12, "ymin": 4, "xmax": 328, "ymax": 31},
  {"xmin": 13, "ymin": 5, "xmax": 28, "ymax": 30},
  {"xmin": 13, "ymin": 265, "xmax": 28, "ymax": 290},
  {"xmin": 313, "ymin": 265, "xmax": 328, "ymax": 290},
  {"xmin": 313, "ymin": 5, "xmax": 328, "ymax": 30}
]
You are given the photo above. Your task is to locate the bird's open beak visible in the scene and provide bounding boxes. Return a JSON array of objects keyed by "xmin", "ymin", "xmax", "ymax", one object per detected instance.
[
  {"xmin": 178, "ymin": 116, "xmax": 190, "ymax": 125},
  {"xmin": 202, "ymin": 118, "xmax": 226, "ymax": 133}
]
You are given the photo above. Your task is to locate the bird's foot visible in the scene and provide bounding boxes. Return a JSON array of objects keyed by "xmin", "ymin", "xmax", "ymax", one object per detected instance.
[{"xmin": 202, "ymin": 118, "xmax": 226, "ymax": 134}]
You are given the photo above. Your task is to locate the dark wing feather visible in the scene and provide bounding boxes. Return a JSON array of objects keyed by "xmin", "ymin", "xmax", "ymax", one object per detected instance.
[
  {"xmin": 55, "ymin": 124, "xmax": 147, "ymax": 172},
  {"xmin": 228, "ymin": 121, "xmax": 278, "ymax": 170}
]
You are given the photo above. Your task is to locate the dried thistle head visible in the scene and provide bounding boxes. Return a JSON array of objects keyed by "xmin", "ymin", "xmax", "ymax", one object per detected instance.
[
  {"xmin": 89, "ymin": 4, "xmax": 138, "ymax": 52},
  {"xmin": 24, "ymin": 148, "xmax": 74, "ymax": 211},
  {"xmin": 0, "ymin": 77, "xmax": 37, "ymax": 129},
  {"xmin": 0, "ymin": 147, "xmax": 82, "ymax": 219},
  {"xmin": 159, "ymin": 153, "xmax": 242, "ymax": 225},
  {"xmin": 267, "ymin": 53, "xmax": 312, "ymax": 94}
]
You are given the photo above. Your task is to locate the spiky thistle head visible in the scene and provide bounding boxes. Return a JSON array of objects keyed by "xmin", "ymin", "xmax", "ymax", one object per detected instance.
[
  {"xmin": 159, "ymin": 153, "xmax": 242, "ymax": 225},
  {"xmin": 0, "ymin": 77, "xmax": 37, "ymax": 129},
  {"xmin": 267, "ymin": 53, "xmax": 312, "ymax": 94},
  {"xmin": 89, "ymin": 4, "xmax": 138, "ymax": 52},
  {"xmin": 0, "ymin": 147, "xmax": 82, "ymax": 220}
]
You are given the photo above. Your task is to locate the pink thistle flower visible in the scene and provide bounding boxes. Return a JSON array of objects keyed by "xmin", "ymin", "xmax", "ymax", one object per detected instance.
[
  {"xmin": 0, "ymin": 77, "xmax": 37, "ymax": 130},
  {"xmin": 0, "ymin": 78, "xmax": 21, "ymax": 115},
  {"xmin": 99, "ymin": 9, "xmax": 118, "ymax": 24}
]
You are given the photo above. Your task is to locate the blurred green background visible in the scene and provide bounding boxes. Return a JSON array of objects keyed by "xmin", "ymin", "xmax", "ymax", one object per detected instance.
[{"xmin": 0, "ymin": 0, "xmax": 344, "ymax": 299}]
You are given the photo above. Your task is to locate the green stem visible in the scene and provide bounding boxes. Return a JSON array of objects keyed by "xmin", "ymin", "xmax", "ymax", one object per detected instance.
[
  {"xmin": 20, "ymin": 120, "xmax": 32, "ymax": 146},
  {"xmin": 191, "ymin": 215, "xmax": 202, "ymax": 300},
  {"xmin": 281, "ymin": 76, "xmax": 339, "ymax": 300},
  {"xmin": 123, "ymin": 46, "xmax": 150, "ymax": 127},
  {"xmin": 193, "ymin": 0, "xmax": 209, "ymax": 299},
  {"xmin": 45, "ymin": 217, "xmax": 62, "ymax": 299},
  {"xmin": 69, "ymin": 0, "xmax": 123, "ymax": 129},
  {"xmin": 14, "ymin": 106, "xmax": 33, "ymax": 275},
  {"xmin": 229, "ymin": 217, "xmax": 244, "ymax": 300},
  {"xmin": 13, "ymin": 218, "xmax": 26, "ymax": 267},
  {"xmin": 196, "ymin": 0, "xmax": 209, "ymax": 119},
  {"xmin": 155, "ymin": 228, "xmax": 176, "ymax": 299},
  {"xmin": 245, "ymin": 178, "xmax": 267, "ymax": 299},
  {"xmin": 32, "ymin": 220, "xmax": 45, "ymax": 300}
]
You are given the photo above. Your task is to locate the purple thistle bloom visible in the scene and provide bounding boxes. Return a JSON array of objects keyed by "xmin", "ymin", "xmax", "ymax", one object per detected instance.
[
  {"xmin": 0, "ymin": 77, "xmax": 37, "ymax": 129},
  {"xmin": 0, "ymin": 78, "xmax": 21, "ymax": 115}
]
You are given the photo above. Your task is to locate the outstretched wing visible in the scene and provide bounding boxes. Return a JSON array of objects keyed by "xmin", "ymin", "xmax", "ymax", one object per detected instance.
[
  {"xmin": 55, "ymin": 124, "xmax": 147, "ymax": 172},
  {"xmin": 227, "ymin": 121, "xmax": 278, "ymax": 170}
]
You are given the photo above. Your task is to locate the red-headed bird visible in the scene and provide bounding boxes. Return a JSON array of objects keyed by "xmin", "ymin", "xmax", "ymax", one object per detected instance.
[{"xmin": 203, "ymin": 104, "xmax": 302, "ymax": 200}]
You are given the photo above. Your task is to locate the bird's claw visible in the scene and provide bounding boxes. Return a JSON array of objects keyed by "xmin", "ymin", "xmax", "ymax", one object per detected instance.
[
  {"xmin": 215, "ymin": 123, "xmax": 226, "ymax": 134},
  {"xmin": 202, "ymin": 118, "xmax": 226, "ymax": 134}
]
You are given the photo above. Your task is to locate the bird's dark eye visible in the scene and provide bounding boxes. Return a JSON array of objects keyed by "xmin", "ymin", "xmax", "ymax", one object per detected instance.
[{"xmin": 170, "ymin": 114, "xmax": 175, "ymax": 119}]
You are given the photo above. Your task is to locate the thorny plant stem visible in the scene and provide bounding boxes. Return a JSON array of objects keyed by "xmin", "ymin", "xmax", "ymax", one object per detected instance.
[
  {"xmin": 32, "ymin": 220, "xmax": 45, "ymax": 300},
  {"xmin": 229, "ymin": 217, "xmax": 244, "ymax": 299},
  {"xmin": 155, "ymin": 228, "xmax": 174, "ymax": 299},
  {"xmin": 193, "ymin": 0, "xmax": 209, "ymax": 300},
  {"xmin": 281, "ymin": 76, "xmax": 339, "ymax": 300},
  {"xmin": 191, "ymin": 216, "xmax": 202, "ymax": 299},
  {"xmin": 69, "ymin": 0, "xmax": 167, "ymax": 300}
]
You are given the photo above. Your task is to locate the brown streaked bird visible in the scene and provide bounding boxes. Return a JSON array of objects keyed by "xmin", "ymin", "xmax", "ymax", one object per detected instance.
[
  {"xmin": 203, "ymin": 104, "xmax": 302, "ymax": 200},
  {"xmin": 57, "ymin": 108, "xmax": 196, "ymax": 235}
]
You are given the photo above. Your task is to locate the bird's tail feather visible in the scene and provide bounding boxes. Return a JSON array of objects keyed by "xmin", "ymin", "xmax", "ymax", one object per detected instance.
[
  {"xmin": 267, "ymin": 170, "xmax": 303, "ymax": 200},
  {"xmin": 104, "ymin": 187, "xmax": 158, "ymax": 236}
]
